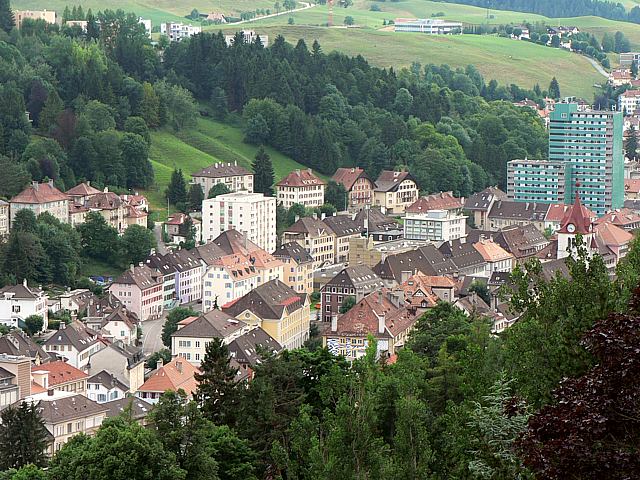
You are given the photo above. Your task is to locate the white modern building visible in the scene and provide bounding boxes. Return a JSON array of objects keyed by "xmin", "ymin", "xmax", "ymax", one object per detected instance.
[
  {"xmin": 224, "ymin": 30, "xmax": 269, "ymax": 47},
  {"xmin": 202, "ymin": 192, "xmax": 276, "ymax": 252},
  {"xmin": 0, "ymin": 281, "xmax": 49, "ymax": 330},
  {"xmin": 394, "ymin": 18, "xmax": 463, "ymax": 34},
  {"xmin": 618, "ymin": 90, "xmax": 640, "ymax": 116},
  {"xmin": 275, "ymin": 169, "xmax": 326, "ymax": 209},
  {"xmin": 138, "ymin": 18, "xmax": 152, "ymax": 37},
  {"xmin": 404, "ymin": 209, "xmax": 467, "ymax": 242},
  {"xmin": 161, "ymin": 22, "xmax": 201, "ymax": 42}
]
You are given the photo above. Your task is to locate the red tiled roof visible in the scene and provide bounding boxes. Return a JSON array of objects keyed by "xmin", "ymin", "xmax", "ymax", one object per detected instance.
[
  {"xmin": 276, "ymin": 169, "xmax": 325, "ymax": 187},
  {"xmin": 332, "ymin": 167, "xmax": 372, "ymax": 191},
  {"xmin": 11, "ymin": 182, "xmax": 69, "ymax": 205},
  {"xmin": 595, "ymin": 208, "xmax": 640, "ymax": 227},
  {"xmin": 473, "ymin": 239, "xmax": 514, "ymax": 262},
  {"xmin": 625, "ymin": 179, "xmax": 640, "ymax": 194},
  {"xmin": 138, "ymin": 357, "xmax": 200, "ymax": 395},
  {"xmin": 31, "ymin": 380, "xmax": 46, "ymax": 394},
  {"xmin": 405, "ymin": 192, "xmax": 463, "ymax": 213},
  {"xmin": 559, "ymin": 190, "xmax": 592, "ymax": 235},
  {"xmin": 33, "ymin": 360, "xmax": 88, "ymax": 387},
  {"xmin": 595, "ymin": 222, "xmax": 633, "ymax": 247},
  {"xmin": 66, "ymin": 182, "xmax": 102, "ymax": 197}
]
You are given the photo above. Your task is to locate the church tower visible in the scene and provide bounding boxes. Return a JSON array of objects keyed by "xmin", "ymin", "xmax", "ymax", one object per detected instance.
[{"xmin": 557, "ymin": 184, "xmax": 594, "ymax": 259}]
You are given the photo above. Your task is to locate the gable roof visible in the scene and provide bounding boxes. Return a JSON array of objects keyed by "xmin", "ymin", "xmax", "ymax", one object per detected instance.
[
  {"xmin": 374, "ymin": 170, "xmax": 416, "ymax": 192},
  {"xmin": 494, "ymin": 225, "xmax": 549, "ymax": 259},
  {"xmin": 44, "ymin": 321, "xmax": 99, "ymax": 352},
  {"xmin": 352, "ymin": 208, "xmax": 400, "ymax": 232},
  {"xmin": 33, "ymin": 395, "xmax": 108, "ymax": 424},
  {"xmin": 406, "ymin": 192, "xmax": 463, "ymax": 213},
  {"xmin": 624, "ymin": 178, "xmax": 640, "ymax": 194},
  {"xmin": 488, "ymin": 200, "xmax": 549, "ymax": 221},
  {"xmin": 0, "ymin": 330, "xmax": 52, "ymax": 362},
  {"xmin": 87, "ymin": 370, "xmax": 129, "ymax": 391},
  {"xmin": 33, "ymin": 360, "xmax": 88, "ymax": 387},
  {"xmin": 192, "ymin": 162, "xmax": 252, "ymax": 179},
  {"xmin": 138, "ymin": 357, "xmax": 199, "ymax": 395},
  {"xmin": 11, "ymin": 181, "xmax": 69, "ymax": 205},
  {"xmin": 112, "ymin": 264, "xmax": 161, "ymax": 290},
  {"xmin": 595, "ymin": 222, "xmax": 633, "ymax": 247},
  {"xmin": 193, "ymin": 242, "xmax": 227, "ymax": 265},
  {"xmin": 227, "ymin": 327, "xmax": 282, "ymax": 367},
  {"xmin": 0, "ymin": 283, "xmax": 43, "ymax": 299},
  {"xmin": 86, "ymin": 191, "xmax": 122, "ymax": 210},
  {"xmin": 66, "ymin": 182, "xmax": 101, "ymax": 197},
  {"xmin": 373, "ymin": 244, "xmax": 457, "ymax": 281},
  {"xmin": 223, "ymin": 279, "xmax": 307, "ymax": 320},
  {"xmin": 322, "ymin": 265, "xmax": 383, "ymax": 292},
  {"xmin": 172, "ymin": 309, "xmax": 246, "ymax": 339},
  {"xmin": 332, "ymin": 167, "xmax": 373, "ymax": 190},
  {"xmin": 439, "ymin": 239, "xmax": 486, "ymax": 270},
  {"xmin": 104, "ymin": 397, "xmax": 153, "ymax": 421},
  {"xmin": 322, "ymin": 215, "xmax": 360, "ymax": 237},
  {"xmin": 273, "ymin": 242, "xmax": 314, "ymax": 265},
  {"xmin": 276, "ymin": 169, "xmax": 325, "ymax": 187},
  {"xmin": 473, "ymin": 239, "xmax": 514, "ymax": 263},
  {"xmin": 285, "ymin": 217, "xmax": 335, "ymax": 238},
  {"xmin": 595, "ymin": 208, "xmax": 640, "ymax": 229},
  {"xmin": 464, "ymin": 187, "xmax": 507, "ymax": 211}
]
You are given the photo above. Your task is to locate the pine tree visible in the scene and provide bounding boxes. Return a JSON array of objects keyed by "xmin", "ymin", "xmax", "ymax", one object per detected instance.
[
  {"xmin": 38, "ymin": 90, "xmax": 63, "ymax": 135},
  {"xmin": 140, "ymin": 82, "xmax": 160, "ymax": 128},
  {"xmin": 548, "ymin": 77, "xmax": 561, "ymax": 99},
  {"xmin": 0, "ymin": 0, "xmax": 14, "ymax": 33},
  {"xmin": 252, "ymin": 146, "xmax": 275, "ymax": 196},
  {"xmin": 626, "ymin": 132, "xmax": 638, "ymax": 160},
  {"xmin": 165, "ymin": 168, "xmax": 187, "ymax": 206},
  {"xmin": 188, "ymin": 183, "xmax": 204, "ymax": 211},
  {"xmin": 194, "ymin": 338, "xmax": 239, "ymax": 425},
  {"xmin": 0, "ymin": 402, "xmax": 49, "ymax": 470}
]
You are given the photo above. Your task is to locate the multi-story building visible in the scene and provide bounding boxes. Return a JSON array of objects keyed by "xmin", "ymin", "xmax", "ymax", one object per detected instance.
[
  {"xmin": 164, "ymin": 213, "xmax": 201, "ymax": 244},
  {"xmin": 191, "ymin": 162, "xmax": 254, "ymax": 197},
  {"xmin": 332, "ymin": 167, "xmax": 375, "ymax": 211},
  {"xmin": 31, "ymin": 361, "xmax": 88, "ymax": 395},
  {"xmin": 10, "ymin": 180, "xmax": 69, "ymax": 225},
  {"xmin": 171, "ymin": 310, "xmax": 250, "ymax": 365},
  {"xmin": 282, "ymin": 217, "xmax": 336, "ymax": 269},
  {"xmin": 224, "ymin": 30, "xmax": 269, "ymax": 47},
  {"xmin": 394, "ymin": 18, "xmax": 463, "ymax": 34},
  {"xmin": 320, "ymin": 265, "xmax": 384, "ymax": 322},
  {"xmin": 0, "ymin": 200, "xmax": 8, "ymax": 237},
  {"xmin": 84, "ymin": 305, "xmax": 139, "ymax": 346},
  {"xmin": 136, "ymin": 357, "xmax": 200, "ymax": 404},
  {"xmin": 0, "ymin": 331, "xmax": 52, "ymax": 365},
  {"xmin": 0, "ymin": 354, "xmax": 31, "ymax": 410},
  {"xmin": 0, "ymin": 281, "xmax": 49, "ymax": 330},
  {"xmin": 109, "ymin": 264, "xmax": 163, "ymax": 321},
  {"xmin": 464, "ymin": 186, "xmax": 507, "ymax": 230},
  {"xmin": 507, "ymin": 159, "xmax": 567, "ymax": 203},
  {"xmin": 145, "ymin": 249, "xmax": 203, "ymax": 307},
  {"xmin": 619, "ymin": 52, "xmax": 640, "ymax": 67},
  {"xmin": 223, "ymin": 279, "xmax": 310, "ymax": 350},
  {"xmin": 618, "ymin": 90, "xmax": 640, "ymax": 115},
  {"xmin": 322, "ymin": 215, "xmax": 361, "ymax": 263},
  {"xmin": 202, "ymin": 191, "xmax": 276, "ymax": 252},
  {"xmin": 273, "ymin": 242, "xmax": 315, "ymax": 295},
  {"xmin": 14, "ymin": 9, "xmax": 57, "ymax": 26},
  {"xmin": 161, "ymin": 22, "xmax": 201, "ymax": 42},
  {"xmin": 473, "ymin": 239, "xmax": 515, "ymax": 275},
  {"xmin": 373, "ymin": 170, "xmax": 419, "ymax": 214},
  {"xmin": 86, "ymin": 371, "xmax": 129, "ymax": 403},
  {"xmin": 43, "ymin": 321, "xmax": 103, "ymax": 369},
  {"xmin": 404, "ymin": 192, "xmax": 466, "ymax": 242},
  {"xmin": 487, "ymin": 200, "xmax": 549, "ymax": 232},
  {"xmin": 276, "ymin": 168, "xmax": 326, "ymax": 209},
  {"xmin": 87, "ymin": 342, "xmax": 145, "ymax": 393},
  {"xmin": 549, "ymin": 103, "xmax": 624, "ymax": 215}
]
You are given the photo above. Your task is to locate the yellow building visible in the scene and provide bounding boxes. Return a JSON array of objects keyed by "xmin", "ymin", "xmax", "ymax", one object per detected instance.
[
  {"xmin": 373, "ymin": 170, "xmax": 419, "ymax": 214},
  {"xmin": 282, "ymin": 217, "xmax": 336, "ymax": 269},
  {"xmin": 15, "ymin": 10, "xmax": 57, "ymax": 26},
  {"xmin": 222, "ymin": 279, "xmax": 310, "ymax": 350},
  {"xmin": 273, "ymin": 242, "xmax": 315, "ymax": 295}
]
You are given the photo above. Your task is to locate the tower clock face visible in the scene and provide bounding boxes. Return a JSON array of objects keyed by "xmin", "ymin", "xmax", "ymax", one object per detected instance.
[{"xmin": 567, "ymin": 223, "xmax": 576, "ymax": 233}]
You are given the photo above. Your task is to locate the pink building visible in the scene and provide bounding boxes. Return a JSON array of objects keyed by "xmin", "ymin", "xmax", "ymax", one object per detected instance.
[{"xmin": 108, "ymin": 265, "xmax": 163, "ymax": 321}]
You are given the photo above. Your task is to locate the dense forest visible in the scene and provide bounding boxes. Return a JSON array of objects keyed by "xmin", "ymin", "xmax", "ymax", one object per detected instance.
[{"xmin": 440, "ymin": 0, "xmax": 640, "ymax": 24}]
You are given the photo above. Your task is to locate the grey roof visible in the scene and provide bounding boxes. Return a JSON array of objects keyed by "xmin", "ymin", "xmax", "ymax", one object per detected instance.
[
  {"xmin": 102, "ymin": 341, "xmax": 145, "ymax": 369},
  {"xmin": 322, "ymin": 215, "xmax": 360, "ymax": 237},
  {"xmin": 285, "ymin": 217, "xmax": 334, "ymax": 238},
  {"xmin": 373, "ymin": 245, "xmax": 457, "ymax": 281},
  {"xmin": 493, "ymin": 225, "xmax": 549, "ymax": 259},
  {"xmin": 84, "ymin": 293, "xmax": 123, "ymax": 318},
  {"xmin": 464, "ymin": 187, "xmax": 507, "ymax": 211},
  {"xmin": 44, "ymin": 321, "xmax": 100, "ymax": 352},
  {"xmin": 439, "ymin": 240, "xmax": 486, "ymax": 270},
  {"xmin": 212, "ymin": 229, "xmax": 260, "ymax": 255},
  {"xmin": 228, "ymin": 327, "xmax": 282, "ymax": 367},
  {"xmin": 353, "ymin": 208, "xmax": 400, "ymax": 232},
  {"xmin": 171, "ymin": 310, "xmax": 246, "ymax": 339},
  {"xmin": 145, "ymin": 249, "xmax": 202, "ymax": 275},
  {"xmin": 0, "ymin": 366, "xmax": 14, "ymax": 380},
  {"xmin": 465, "ymin": 229, "xmax": 497, "ymax": 244},
  {"xmin": 321, "ymin": 265, "xmax": 383, "ymax": 293},
  {"xmin": 488, "ymin": 271, "xmax": 511, "ymax": 287},
  {"xmin": 0, "ymin": 330, "xmax": 52, "ymax": 362},
  {"xmin": 192, "ymin": 162, "xmax": 252, "ymax": 179},
  {"xmin": 374, "ymin": 170, "xmax": 416, "ymax": 193},
  {"xmin": 87, "ymin": 370, "xmax": 129, "ymax": 391},
  {"xmin": 0, "ymin": 284, "xmax": 42, "ymax": 299},
  {"xmin": 223, "ymin": 280, "xmax": 307, "ymax": 320},
  {"xmin": 193, "ymin": 242, "xmax": 227, "ymax": 265},
  {"xmin": 623, "ymin": 199, "xmax": 640, "ymax": 212},
  {"xmin": 33, "ymin": 395, "xmax": 108, "ymax": 424},
  {"xmin": 104, "ymin": 397, "xmax": 153, "ymax": 421},
  {"xmin": 488, "ymin": 200, "xmax": 549, "ymax": 221},
  {"xmin": 112, "ymin": 264, "xmax": 161, "ymax": 290},
  {"xmin": 273, "ymin": 242, "xmax": 314, "ymax": 265}
]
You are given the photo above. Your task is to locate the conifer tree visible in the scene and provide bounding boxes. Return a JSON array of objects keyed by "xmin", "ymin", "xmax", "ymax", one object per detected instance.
[
  {"xmin": 0, "ymin": 0, "xmax": 14, "ymax": 33},
  {"xmin": 548, "ymin": 77, "xmax": 561, "ymax": 99},
  {"xmin": 0, "ymin": 402, "xmax": 49, "ymax": 470},
  {"xmin": 252, "ymin": 146, "xmax": 275, "ymax": 196},
  {"xmin": 165, "ymin": 168, "xmax": 187, "ymax": 206}
]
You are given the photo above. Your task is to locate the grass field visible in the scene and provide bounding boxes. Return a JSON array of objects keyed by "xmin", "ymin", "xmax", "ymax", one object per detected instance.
[{"xmin": 141, "ymin": 116, "xmax": 322, "ymax": 214}]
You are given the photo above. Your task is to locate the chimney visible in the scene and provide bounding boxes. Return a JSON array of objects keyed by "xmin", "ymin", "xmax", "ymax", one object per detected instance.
[
  {"xmin": 295, "ymin": 169, "xmax": 300, "ymax": 176},
  {"xmin": 378, "ymin": 291, "xmax": 383, "ymax": 304},
  {"xmin": 130, "ymin": 264, "xmax": 135, "ymax": 273},
  {"xmin": 355, "ymin": 286, "xmax": 365, "ymax": 302},
  {"xmin": 47, "ymin": 388, "xmax": 54, "ymax": 397},
  {"xmin": 378, "ymin": 313, "xmax": 385, "ymax": 334},
  {"xmin": 87, "ymin": 180, "xmax": 90, "ymax": 187},
  {"xmin": 294, "ymin": 215, "xmax": 300, "ymax": 223},
  {"xmin": 22, "ymin": 278, "xmax": 27, "ymax": 288},
  {"xmin": 32, "ymin": 181, "xmax": 39, "ymax": 190},
  {"xmin": 157, "ymin": 358, "xmax": 164, "ymax": 369},
  {"xmin": 48, "ymin": 179, "xmax": 54, "ymax": 187},
  {"xmin": 60, "ymin": 322, "xmax": 66, "ymax": 329},
  {"xmin": 176, "ymin": 360, "xmax": 182, "ymax": 373},
  {"xmin": 321, "ymin": 212, "xmax": 326, "ymax": 220},
  {"xmin": 331, "ymin": 313, "xmax": 338, "ymax": 332},
  {"xmin": 312, "ymin": 213, "xmax": 318, "ymax": 220}
]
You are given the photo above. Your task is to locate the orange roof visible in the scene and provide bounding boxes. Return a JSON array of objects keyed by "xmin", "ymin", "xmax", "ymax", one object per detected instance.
[
  {"xmin": 33, "ymin": 360, "xmax": 88, "ymax": 387},
  {"xmin": 276, "ymin": 169, "xmax": 325, "ymax": 187},
  {"xmin": 126, "ymin": 206, "xmax": 147, "ymax": 218},
  {"xmin": 11, "ymin": 181, "xmax": 69, "ymax": 205},
  {"xmin": 177, "ymin": 316, "xmax": 199, "ymax": 326},
  {"xmin": 473, "ymin": 239, "xmax": 514, "ymax": 262},
  {"xmin": 31, "ymin": 380, "xmax": 46, "ymax": 394},
  {"xmin": 66, "ymin": 182, "xmax": 101, "ymax": 197},
  {"xmin": 138, "ymin": 357, "xmax": 200, "ymax": 395},
  {"xmin": 625, "ymin": 179, "xmax": 640, "ymax": 194},
  {"xmin": 595, "ymin": 222, "xmax": 633, "ymax": 247},
  {"xmin": 596, "ymin": 208, "xmax": 640, "ymax": 227}
]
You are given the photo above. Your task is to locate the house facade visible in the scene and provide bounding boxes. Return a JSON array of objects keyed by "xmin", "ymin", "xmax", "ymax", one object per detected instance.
[
  {"xmin": 320, "ymin": 265, "xmax": 384, "ymax": 323},
  {"xmin": 373, "ymin": 170, "xmax": 419, "ymax": 214},
  {"xmin": 0, "ymin": 200, "xmax": 8, "ymax": 237},
  {"xmin": 332, "ymin": 167, "xmax": 375, "ymax": 211},
  {"xmin": 43, "ymin": 321, "xmax": 103, "ymax": 369},
  {"xmin": 282, "ymin": 217, "xmax": 336, "ymax": 269},
  {"xmin": 109, "ymin": 264, "xmax": 163, "ymax": 321},
  {"xmin": 191, "ymin": 162, "xmax": 254, "ymax": 196},
  {"xmin": 87, "ymin": 342, "xmax": 145, "ymax": 393},
  {"xmin": 136, "ymin": 357, "xmax": 199, "ymax": 404},
  {"xmin": 272, "ymin": 242, "xmax": 315, "ymax": 295},
  {"xmin": 276, "ymin": 169, "xmax": 326, "ymax": 209},
  {"xmin": 10, "ymin": 180, "xmax": 69, "ymax": 225},
  {"xmin": 404, "ymin": 192, "xmax": 467, "ymax": 242},
  {"xmin": 0, "ymin": 281, "xmax": 49, "ymax": 330}
]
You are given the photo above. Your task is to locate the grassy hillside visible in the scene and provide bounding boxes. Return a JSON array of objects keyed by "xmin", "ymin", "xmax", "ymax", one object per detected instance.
[{"xmin": 142, "ymin": 116, "xmax": 322, "ymax": 214}]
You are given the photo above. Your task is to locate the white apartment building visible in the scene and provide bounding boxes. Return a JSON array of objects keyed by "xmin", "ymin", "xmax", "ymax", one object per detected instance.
[
  {"xmin": 0, "ymin": 281, "xmax": 49, "ymax": 330},
  {"xmin": 224, "ymin": 30, "xmax": 269, "ymax": 47},
  {"xmin": 394, "ymin": 18, "xmax": 463, "ymax": 34},
  {"xmin": 191, "ymin": 162, "xmax": 254, "ymax": 197},
  {"xmin": 618, "ymin": 90, "xmax": 640, "ymax": 116},
  {"xmin": 276, "ymin": 169, "xmax": 326, "ymax": 209},
  {"xmin": 161, "ymin": 22, "xmax": 201, "ymax": 42},
  {"xmin": 404, "ymin": 210, "xmax": 467, "ymax": 242},
  {"xmin": 0, "ymin": 200, "xmax": 9, "ymax": 237},
  {"xmin": 202, "ymin": 192, "xmax": 276, "ymax": 252}
]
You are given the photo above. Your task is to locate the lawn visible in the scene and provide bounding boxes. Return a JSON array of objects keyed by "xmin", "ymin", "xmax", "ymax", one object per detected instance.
[
  {"xmin": 80, "ymin": 258, "xmax": 124, "ymax": 279},
  {"xmin": 141, "ymin": 116, "xmax": 323, "ymax": 214}
]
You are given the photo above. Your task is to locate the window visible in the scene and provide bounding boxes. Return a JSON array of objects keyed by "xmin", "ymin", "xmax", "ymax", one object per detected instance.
[
  {"xmin": 67, "ymin": 423, "xmax": 72, "ymax": 434},
  {"xmin": 195, "ymin": 341, "xmax": 200, "ymax": 348}
]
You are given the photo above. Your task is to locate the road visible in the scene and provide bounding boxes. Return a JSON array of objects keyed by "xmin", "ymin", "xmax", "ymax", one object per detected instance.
[
  {"xmin": 141, "ymin": 315, "xmax": 166, "ymax": 354},
  {"xmin": 234, "ymin": 2, "xmax": 315, "ymax": 25},
  {"xmin": 153, "ymin": 224, "xmax": 169, "ymax": 255},
  {"xmin": 585, "ymin": 56, "xmax": 609, "ymax": 78}
]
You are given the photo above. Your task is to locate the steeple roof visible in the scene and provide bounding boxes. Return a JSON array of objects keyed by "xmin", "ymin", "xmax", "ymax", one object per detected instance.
[{"xmin": 559, "ymin": 185, "xmax": 592, "ymax": 235}]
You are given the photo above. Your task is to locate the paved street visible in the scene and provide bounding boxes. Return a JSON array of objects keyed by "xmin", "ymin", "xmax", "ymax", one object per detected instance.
[
  {"xmin": 141, "ymin": 315, "xmax": 166, "ymax": 354},
  {"xmin": 153, "ymin": 223, "xmax": 170, "ymax": 255}
]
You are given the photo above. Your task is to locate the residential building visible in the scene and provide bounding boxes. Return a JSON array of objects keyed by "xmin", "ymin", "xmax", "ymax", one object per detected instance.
[
  {"xmin": 136, "ymin": 357, "xmax": 199, "ymax": 404},
  {"xmin": 43, "ymin": 321, "xmax": 103, "ymax": 369},
  {"xmin": 332, "ymin": 167, "xmax": 375, "ymax": 211},
  {"xmin": 620, "ymin": 52, "xmax": 640, "ymax": 67},
  {"xmin": 227, "ymin": 328, "xmax": 282, "ymax": 379},
  {"xmin": 609, "ymin": 68, "xmax": 633, "ymax": 87},
  {"xmin": 54, "ymin": 289, "xmax": 95, "ymax": 317},
  {"xmin": 348, "ymin": 236, "xmax": 429, "ymax": 268},
  {"xmin": 0, "ymin": 354, "xmax": 31, "ymax": 409},
  {"xmin": 618, "ymin": 90, "xmax": 640, "ymax": 115},
  {"xmin": 549, "ymin": 103, "xmax": 624, "ymax": 215},
  {"xmin": 65, "ymin": 181, "xmax": 101, "ymax": 204},
  {"xmin": 10, "ymin": 180, "xmax": 69, "ymax": 225},
  {"xmin": 224, "ymin": 30, "xmax": 269, "ymax": 46},
  {"xmin": 0, "ymin": 281, "xmax": 49, "ymax": 330},
  {"xmin": 487, "ymin": 200, "xmax": 549, "ymax": 232},
  {"xmin": 473, "ymin": 239, "xmax": 515, "ymax": 275},
  {"xmin": 202, "ymin": 191, "xmax": 276, "ymax": 252},
  {"xmin": 84, "ymin": 305, "xmax": 139, "ymax": 346},
  {"xmin": 394, "ymin": 273, "xmax": 457, "ymax": 309},
  {"xmin": 323, "ymin": 215, "xmax": 361, "ymax": 263},
  {"xmin": 204, "ymin": 12, "xmax": 227, "ymax": 23},
  {"xmin": 85, "ymin": 190, "xmax": 126, "ymax": 233},
  {"xmin": 109, "ymin": 264, "xmax": 163, "ymax": 321},
  {"xmin": 14, "ymin": 10, "xmax": 57, "ymax": 26},
  {"xmin": 164, "ymin": 213, "xmax": 201, "ymax": 244},
  {"xmin": 595, "ymin": 208, "xmax": 640, "ymax": 231},
  {"xmin": 594, "ymin": 221, "xmax": 633, "ymax": 270},
  {"xmin": 273, "ymin": 242, "xmax": 315, "ymax": 295},
  {"xmin": 323, "ymin": 289, "xmax": 418, "ymax": 360},
  {"xmin": 464, "ymin": 186, "xmax": 507, "ymax": 230},
  {"xmin": 493, "ymin": 224, "xmax": 550, "ymax": 263},
  {"xmin": 161, "ymin": 22, "xmax": 201, "ymax": 42},
  {"xmin": 223, "ymin": 279, "xmax": 310, "ymax": 350},
  {"xmin": 276, "ymin": 168, "xmax": 326, "ymax": 209},
  {"xmin": 507, "ymin": 159, "xmax": 567, "ymax": 203},
  {"xmin": 32, "ymin": 361, "xmax": 87, "ymax": 395},
  {"xmin": 138, "ymin": 18, "xmax": 152, "ymax": 36},
  {"xmin": 373, "ymin": 245, "xmax": 457, "ymax": 287},
  {"xmin": 404, "ymin": 192, "xmax": 467, "ymax": 242},
  {"xmin": 171, "ymin": 310, "xmax": 249, "ymax": 365},
  {"xmin": 145, "ymin": 249, "xmax": 203, "ymax": 307},
  {"xmin": 394, "ymin": 18, "xmax": 462, "ymax": 34},
  {"xmin": 624, "ymin": 179, "xmax": 640, "ymax": 200},
  {"xmin": 320, "ymin": 265, "xmax": 384, "ymax": 322},
  {"xmin": 438, "ymin": 239, "xmax": 487, "ymax": 277},
  {"xmin": 0, "ymin": 200, "xmax": 8, "ymax": 237},
  {"xmin": 0, "ymin": 331, "xmax": 52, "ymax": 365},
  {"xmin": 282, "ymin": 217, "xmax": 336, "ymax": 268},
  {"xmin": 373, "ymin": 170, "xmax": 419, "ymax": 214},
  {"xmin": 198, "ymin": 230, "xmax": 283, "ymax": 311},
  {"xmin": 86, "ymin": 370, "xmax": 128, "ymax": 403},
  {"xmin": 104, "ymin": 397, "xmax": 153, "ymax": 426},
  {"xmin": 191, "ymin": 162, "xmax": 254, "ymax": 196},
  {"xmin": 87, "ymin": 342, "xmax": 145, "ymax": 393},
  {"xmin": 352, "ymin": 207, "xmax": 401, "ymax": 236}
]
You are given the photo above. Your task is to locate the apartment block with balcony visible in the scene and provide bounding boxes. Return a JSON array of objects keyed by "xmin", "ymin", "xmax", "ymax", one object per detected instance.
[{"xmin": 373, "ymin": 170, "xmax": 419, "ymax": 214}]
